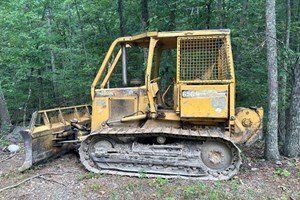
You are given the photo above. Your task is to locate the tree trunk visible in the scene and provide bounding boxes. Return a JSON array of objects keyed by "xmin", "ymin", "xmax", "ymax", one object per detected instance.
[
  {"xmin": 206, "ymin": 0, "xmax": 213, "ymax": 29},
  {"xmin": 23, "ymin": 87, "xmax": 32, "ymax": 127},
  {"xmin": 284, "ymin": 57, "xmax": 300, "ymax": 157},
  {"xmin": 240, "ymin": 0, "xmax": 248, "ymax": 26},
  {"xmin": 168, "ymin": 2, "xmax": 176, "ymax": 31},
  {"xmin": 22, "ymin": 69, "xmax": 32, "ymax": 126},
  {"xmin": 74, "ymin": 0, "xmax": 89, "ymax": 67},
  {"xmin": 0, "ymin": 83, "xmax": 11, "ymax": 133},
  {"xmin": 118, "ymin": 0, "xmax": 125, "ymax": 36},
  {"xmin": 46, "ymin": 8, "xmax": 58, "ymax": 101},
  {"xmin": 279, "ymin": 0, "xmax": 291, "ymax": 144},
  {"xmin": 37, "ymin": 69, "xmax": 43, "ymax": 110},
  {"xmin": 216, "ymin": 0, "xmax": 226, "ymax": 28},
  {"xmin": 140, "ymin": 0, "xmax": 149, "ymax": 67},
  {"xmin": 140, "ymin": 0, "xmax": 149, "ymax": 31},
  {"xmin": 265, "ymin": 0, "xmax": 280, "ymax": 160}
]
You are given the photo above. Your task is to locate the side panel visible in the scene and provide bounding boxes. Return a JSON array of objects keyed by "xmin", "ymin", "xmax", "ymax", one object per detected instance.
[
  {"xmin": 180, "ymin": 85, "xmax": 228, "ymax": 118},
  {"xmin": 92, "ymin": 96, "xmax": 109, "ymax": 130},
  {"xmin": 92, "ymin": 87, "xmax": 148, "ymax": 131}
]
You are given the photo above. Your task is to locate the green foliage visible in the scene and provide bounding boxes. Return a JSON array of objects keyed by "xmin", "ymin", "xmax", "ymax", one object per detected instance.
[
  {"xmin": 125, "ymin": 182, "xmax": 137, "ymax": 191},
  {"xmin": 165, "ymin": 197, "xmax": 175, "ymax": 200},
  {"xmin": 288, "ymin": 161, "xmax": 296, "ymax": 167},
  {"xmin": 0, "ymin": 0, "xmax": 298, "ymax": 128},
  {"xmin": 184, "ymin": 185, "xmax": 199, "ymax": 199},
  {"xmin": 110, "ymin": 191, "xmax": 118, "ymax": 200},
  {"xmin": 180, "ymin": 181, "xmax": 243, "ymax": 199},
  {"xmin": 155, "ymin": 176, "xmax": 168, "ymax": 187},
  {"xmin": 274, "ymin": 169, "xmax": 291, "ymax": 177},
  {"xmin": 208, "ymin": 191, "xmax": 219, "ymax": 200},
  {"xmin": 138, "ymin": 169, "xmax": 146, "ymax": 178},
  {"xmin": 281, "ymin": 192, "xmax": 287, "ymax": 200},
  {"xmin": 155, "ymin": 176, "xmax": 168, "ymax": 198},
  {"xmin": 0, "ymin": 134, "xmax": 10, "ymax": 146},
  {"xmin": 91, "ymin": 183, "xmax": 99, "ymax": 192}
]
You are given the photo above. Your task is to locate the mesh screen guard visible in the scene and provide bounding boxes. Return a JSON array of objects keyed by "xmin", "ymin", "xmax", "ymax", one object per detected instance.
[{"xmin": 177, "ymin": 35, "xmax": 232, "ymax": 82}]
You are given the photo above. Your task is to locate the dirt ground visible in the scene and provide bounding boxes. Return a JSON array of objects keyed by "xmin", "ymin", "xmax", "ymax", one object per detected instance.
[{"xmin": 0, "ymin": 141, "xmax": 299, "ymax": 200}]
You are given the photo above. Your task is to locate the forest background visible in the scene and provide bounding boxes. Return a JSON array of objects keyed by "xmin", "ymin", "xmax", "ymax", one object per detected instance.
[{"xmin": 0, "ymin": 0, "xmax": 299, "ymax": 156}]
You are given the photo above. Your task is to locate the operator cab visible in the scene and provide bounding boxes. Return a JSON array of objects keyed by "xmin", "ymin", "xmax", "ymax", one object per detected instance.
[{"xmin": 91, "ymin": 30, "xmax": 235, "ymax": 130}]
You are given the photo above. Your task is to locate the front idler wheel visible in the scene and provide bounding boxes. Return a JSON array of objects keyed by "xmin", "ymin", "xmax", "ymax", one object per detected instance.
[{"xmin": 201, "ymin": 140, "xmax": 233, "ymax": 171}]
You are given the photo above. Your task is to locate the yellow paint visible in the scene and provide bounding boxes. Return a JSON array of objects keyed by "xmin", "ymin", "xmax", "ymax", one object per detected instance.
[
  {"xmin": 91, "ymin": 96, "xmax": 109, "ymax": 130},
  {"xmin": 146, "ymin": 38, "xmax": 159, "ymax": 114},
  {"xmin": 86, "ymin": 30, "xmax": 263, "ymax": 144},
  {"xmin": 154, "ymin": 47, "xmax": 163, "ymax": 78},
  {"xmin": 173, "ymin": 84, "xmax": 179, "ymax": 112},
  {"xmin": 91, "ymin": 87, "xmax": 149, "ymax": 130},
  {"xmin": 121, "ymin": 114, "xmax": 147, "ymax": 122},
  {"xmin": 180, "ymin": 85, "xmax": 229, "ymax": 118},
  {"xmin": 176, "ymin": 34, "xmax": 235, "ymax": 84},
  {"xmin": 100, "ymin": 48, "xmax": 122, "ymax": 88},
  {"xmin": 233, "ymin": 107, "xmax": 263, "ymax": 145},
  {"xmin": 22, "ymin": 29, "xmax": 267, "ymax": 173},
  {"xmin": 26, "ymin": 29, "xmax": 265, "ymax": 167},
  {"xmin": 162, "ymin": 84, "xmax": 172, "ymax": 105}
]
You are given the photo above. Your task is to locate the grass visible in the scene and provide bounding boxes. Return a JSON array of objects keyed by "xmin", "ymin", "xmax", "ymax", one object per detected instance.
[
  {"xmin": 110, "ymin": 191, "xmax": 118, "ymax": 200},
  {"xmin": 138, "ymin": 169, "xmax": 146, "ymax": 178},
  {"xmin": 91, "ymin": 183, "xmax": 99, "ymax": 191},
  {"xmin": 125, "ymin": 182, "xmax": 137, "ymax": 191},
  {"xmin": 274, "ymin": 169, "xmax": 291, "ymax": 177},
  {"xmin": 155, "ymin": 176, "xmax": 168, "ymax": 198},
  {"xmin": 230, "ymin": 179, "xmax": 241, "ymax": 190},
  {"xmin": 180, "ymin": 180, "xmax": 245, "ymax": 200},
  {"xmin": 184, "ymin": 185, "xmax": 199, "ymax": 199},
  {"xmin": 1, "ymin": 145, "xmax": 299, "ymax": 200},
  {"xmin": 247, "ymin": 188, "xmax": 256, "ymax": 198},
  {"xmin": 208, "ymin": 191, "xmax": 219, "ymax": 200},
  {"xmin": 0, "ymin": 134, "xmax": 10, "ymax": 146}
]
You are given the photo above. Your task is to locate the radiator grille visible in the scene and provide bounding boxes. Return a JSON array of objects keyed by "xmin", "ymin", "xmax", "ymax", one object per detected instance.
[
  {"xmin": 109, "ymin": 99, "xmax": 134, "ymax": 121},
  {"xmin": 178, "ymin": 36, "xmax": 232, "ymax": 81}
]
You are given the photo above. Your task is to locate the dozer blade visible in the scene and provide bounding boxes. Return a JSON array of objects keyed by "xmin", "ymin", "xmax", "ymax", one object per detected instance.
[
  {"xmin": 19, "ymin": 105, "xmax": 91, "ymax": 171},
  {"xmin": 19, "ymin": 129, "xmax": 33, "ymax": 171},
  {"xmin": 19, "ymin": 129, "xmax": 75, "ymax": 171}
]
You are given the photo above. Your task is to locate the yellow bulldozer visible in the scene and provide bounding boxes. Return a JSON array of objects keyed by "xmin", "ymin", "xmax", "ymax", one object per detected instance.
[{"xmin": 20, "ymin": 30, "xmax": 263, "ymax": 180}]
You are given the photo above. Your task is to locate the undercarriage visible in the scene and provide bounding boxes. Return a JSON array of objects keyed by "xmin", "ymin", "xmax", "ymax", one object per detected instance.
[{"xmin": 79, "ymin": 127, "xmax": 241, "ymax": 180}]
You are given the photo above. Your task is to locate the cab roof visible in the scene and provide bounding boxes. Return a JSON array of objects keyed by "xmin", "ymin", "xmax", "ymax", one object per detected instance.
[{"xmin": 116, "ymin": 29, "xmax": 230, "ymax": 48}]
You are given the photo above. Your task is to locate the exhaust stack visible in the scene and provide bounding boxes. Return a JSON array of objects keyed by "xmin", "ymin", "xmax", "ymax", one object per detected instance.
[{"xmin": 122, "ymin": 44, "xmax": 127, "ymax": 86}]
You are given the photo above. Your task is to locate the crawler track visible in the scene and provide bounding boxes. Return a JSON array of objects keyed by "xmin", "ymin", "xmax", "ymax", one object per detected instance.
[{"xmin": 79, "ymin": 127, "xmax": 241, "ymax": 180}]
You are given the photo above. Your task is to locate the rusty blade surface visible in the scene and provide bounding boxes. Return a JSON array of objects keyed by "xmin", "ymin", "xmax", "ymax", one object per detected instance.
[{"xmin": 19, "ymin": 130, "xmax": 33, "ymax": 171}]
